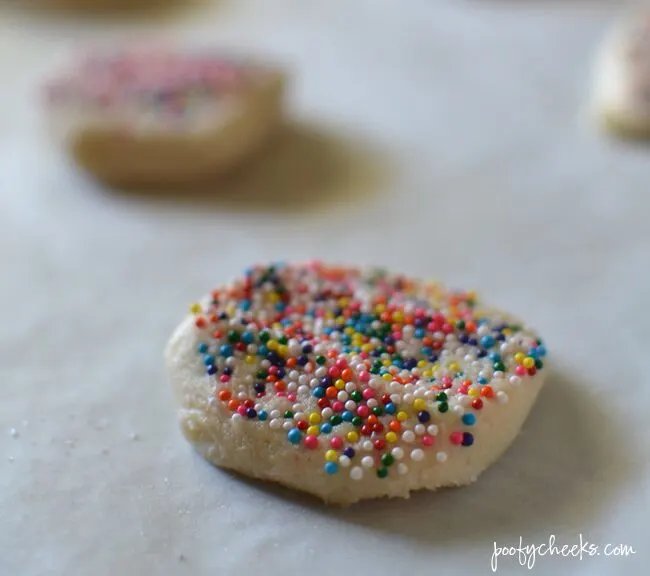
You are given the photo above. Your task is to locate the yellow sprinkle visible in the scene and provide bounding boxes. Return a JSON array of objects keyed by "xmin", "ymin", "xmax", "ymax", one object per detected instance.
[
  {"xmin": 468, "ymin": 388, "xmax": 480, "ymax": 397},
  {"xmin": 417, "ymin": 360, "xmax": 427, "ymax": 368},
  {"xmin": 361, "ymin": 344, "xmax": 373, "ymax": 353},
  {"xmin": 396, "ymin": 411, "xmax": 408, "ymax": 422},
  {"xmin": 307, "ymin": 425, "xmax": 320, "ymax": 436},
  {"xmin": 335, "ymin": 379, "xmax": 346, "ymax": 390},
  {"xmin": 514, "ymin": 353, "xmax": 525, "ymax": 364},
  {"xmin": 308, "ymin": 413, "xmax": 321, "ymax": 425},
  {"xmin": 346, "ymin": 431, "xmax": 359, "ymax": 443},
  {"xmin": 344, "ymin": 327, "xmax": 354, "ymax": 335},
  {"xmin": 278, "ymin": 345, "xmax": 289, "ymax": 357},
  {"xmin": 385, "ymin": 432, "xmax": 397, "ymax": 443},
  {"xmin": 272, "ymin": 322, "xmax": 283, "ymax": 332},
  {"xmin": 422, "ymin": 370, "xmax": 432, "ymax": 379},
  {"xmin": 448, "ymin": 362, "xmax": 460, "ymax": 373},
  {"xmin": 226, "ymin": 305, "xmax": 235, "ymax": 316},
  {"xmin": 268, "ymin": 293, "xmax": 280, "ymax": 303},
  {"xmin": 382, "ymin": 373, "xmax": 393, "ymax": 382},
  {"xmin": 325, "ymin": 450, "xmax": 338, "ymax": 462},
  {"xmin": 339, "ymin": 297, "xmax": 350, "ymax": 307},
  {"xmin": 325, "ymin": 311, "xmax": 334, "ymax": 320},
  {"xmin": 393, "ymin": 311, "xmax": 404, "ymax": 322},
  {"xmin": 245, "ymin": 355, "xmax": 256, "ymax": 364},
  {"xmin": 375, "ymin": 304, "xmax": 386, "ymax": 313},
  {"xmin": 413, "ymin": 398, "xmax": 427, "ymax": 411},
  {"xmin": 189, "ymin": 303, "xmax": 202, "ymax": 314},
  {"xmin": 523, "ymin": 357, "xmax": 535, "ymax": 369},
  {"xmin": 432, "ymin": 364, "xmax": 440, "ymax": 374},
  {"xmin": 267, "ymin": 340, "xmax": 278, "ymax": 351}
]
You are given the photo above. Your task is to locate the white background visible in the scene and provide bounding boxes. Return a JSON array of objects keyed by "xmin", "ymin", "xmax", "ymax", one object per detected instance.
[{"xmin": 0, "ymin": 1, "xmax": 648, "ymax": 575}]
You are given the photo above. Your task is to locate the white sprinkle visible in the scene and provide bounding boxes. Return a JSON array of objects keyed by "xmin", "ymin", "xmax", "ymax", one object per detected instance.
[
  {"xmin": 8, "ymin": 456, "xmax": 15, "ymax": 463},
  {"xmin": 496, "ymin": 391, "xmax": 509, "ymax": 404},
  {"xmin": 130, "ymin": 432, "xmax": 140, "ymax": 441},
  {"xmin": 452, "ymin": 405, "xmax": 465, "ymax": 416},
  {"xmin": 101, "ymin": 448, "xmax": 109, "ymax": 455},
  {"xmin": 427, "ymin": 424, "xmax": 439, "ymax": 436},
  {"xmin": 361, "ymin": 456, "xmax": 374, "ymax": 468},
  {"xmin": 402, "ymin": 430, "xmax": 415, "ymax": 443},
  {"xmin": 281, "ymin": 420, "xmax": 293, "ymax": 430},
  {"xmin": 414, "ymin": 424, "xmax": 425, "ymax": 436},
  {"xmin": 361, "ymin": 440, "xmax": 373, "ymax": 452},
  {"xmin": 350, "ymin": 466, "xmax": 364, "ymax": 480},
  {"xmin": 436, "ymin": 451, "xmax": 448, "ymax": 463},
  {"xmin": 397, "ymin": 463, "xmax": 409, "ymax": 475},
  {"xmin": 9, "ymin": 428, "xmax": 18, "ymax": 438},
  {"xmin": 410, "ymin": 449, "xmax": 424, "ymax": 461},
  {"xmin": 65, "ymin": 440, "xmax": 75, "ymax": 448},
  {"xmin": 231, "ymin": 413, "xmax": 243, "ymax": 423},
  {"xmin": 391, "ymin": 447, "xmax": 404, "ymax": 460},
  {"xmin": 269, "ymin": 418, "xmax": 282, "ymax": 429},
  {"xmin": 338, "ymin": 455, "xmax": 351, "ymax": 468}
]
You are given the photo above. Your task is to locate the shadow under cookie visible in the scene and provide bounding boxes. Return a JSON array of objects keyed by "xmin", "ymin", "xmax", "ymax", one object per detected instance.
[{"xmin": 102, "ymin": 121, "xmax": 394, "ymax": 214}]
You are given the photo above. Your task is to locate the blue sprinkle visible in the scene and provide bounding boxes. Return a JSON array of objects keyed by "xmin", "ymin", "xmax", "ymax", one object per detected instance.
[
  {"xmin": 384, "ymin": 403, "xmax": 397, "ymax": 415},
  {"xmin": 417, "ymin": 411, "xmax": 431, "ymax": 423},
  {"xmin": 219, "ymin": 345, "xmax": 233, "ymax": 357},
  {"xmin": 477, "ymin": 377, "xmax": 488, "ymax": 385},
  {"xmin": 342, "ymin": 411, "xmax": 354, "ymax": 422},
  {"xmin": 257, "ymin": 410, "xmax": 268, "ymax": 421},
  {"xmin": 197, "ymin": 342, "xmax": 209, "ymax": 354},
  {"xmin": 488, "ymin": 352, "xmax": 501, "ymax": 362},
  {"xmin": 275, "ymin": 302, "xmax": 286, "ymax": 312},
  {"xmin": 241, "ymin": 331, "xmax": 255, "ymax": 344},
  {"xmin": 312, "ymin": 387, "xmax": 325, "ymax": 399},
  {"xmin": 343, "ymin": 447, "xmax": 355, "ymax": 458},
  {"xmin": 320, "ymin": 423, "xmax": 333, "ymax": 434},
  {"xmin": 239, "ymin": 300, "xmax": 251, "ymax": 311},
  {"xmin": 536, "ymin": 345, "xmax": 547, "ymax": 357},
  {"xmin": 462, "ymin": 413, "xmax": 476, "ymax": 426},
  {"xmin": 480, "ymin": 335, "xmax": 495, "ymax": 349},
  {"xmin": 203, "ymin": 355, "xmax": 215, "ymax": 366},
  {"xmin": 287, "ymin": 429, "xmax": 301, "ymax": 444},
  {"xmin": 258, "ymin": 345, "xmax": 268, "ymax": 356},
  {"xmin": 207, "ymin": 365, "xmax": 217, "ymax": 376},
  {"xmin": 324, "ymin": 462, "xmax": 338, "ymax": 475},
  {"xmin": 414, "ymin": 328, "xmax": 425, "ymax": 339},
  {"xmin": 462, "ymin": 432, "xmax": 474, "ymax": 446},
  {"xmin": 246, "ymin": 408, "xmax": 257, "ymax": 419}
]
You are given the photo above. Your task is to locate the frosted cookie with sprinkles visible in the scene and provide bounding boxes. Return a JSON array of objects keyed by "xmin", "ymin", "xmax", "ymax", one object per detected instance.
[
  {"xmin": 43, "ymin": 48, "xmax": 286, "ymax": 187},
  {"xmin": 593, "ymin": 10, "xmax": 650, "ymax": 138},
  {"xmin": 165, "ymin": 263, "xmax": 548, "ymax": 505}
]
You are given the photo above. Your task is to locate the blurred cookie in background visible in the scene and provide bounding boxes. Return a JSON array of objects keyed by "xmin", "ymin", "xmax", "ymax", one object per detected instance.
[
  {"xmin": 593, "ymin": 9, "xmax": 650, "ymax": 139},
  {"xmin": 43, "ymin": 47, "xmax": 288, "ymax": 189}
]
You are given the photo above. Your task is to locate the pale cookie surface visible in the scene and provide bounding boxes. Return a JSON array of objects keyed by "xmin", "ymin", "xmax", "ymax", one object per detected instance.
[
  {"xmin": 593, "ymin": 11, "xmax": 650, "ymax": 138},
  {"xmin": 44, "ymin": 48, "xmax": 286, "ymax": 186},
  {"xmin": 165, "ymin": 263, "xmax": 547, "ymax": 505}
]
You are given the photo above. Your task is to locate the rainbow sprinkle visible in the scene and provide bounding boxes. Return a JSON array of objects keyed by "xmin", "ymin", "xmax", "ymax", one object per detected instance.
[{"xmin": 190, "ymin": 262, "xmax": 546, "ymax": 481}]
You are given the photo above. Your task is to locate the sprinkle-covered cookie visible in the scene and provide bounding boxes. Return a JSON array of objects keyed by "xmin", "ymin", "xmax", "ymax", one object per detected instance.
[
  {"xmin": 165, "ymin": 263, "xmax": 547, "ymax": 505},
  {"xmin": 44, "ymin": 47, "xmax": 286, "ymax": 186}
]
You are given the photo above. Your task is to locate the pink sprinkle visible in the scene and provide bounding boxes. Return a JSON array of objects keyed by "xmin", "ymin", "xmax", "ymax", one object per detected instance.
[
  {"xmin": 287, "ymin": 394, "xmax": 297, "ymax": 402},
  {"xmin": 356, "ymin": 405, "xmax": 370, "ymax": 418},
  {"xmin": 441, "ymin": 376, "xmax": 452, "ymax": 386},
  {"xmin": 422, "ymin": 435, "xmax": 435, "ymax": 447},
  {"xmin": 330, "ymin": 437, "xmax": 343, "ymax": 450},
  {"xmin": 335, "ymin": 358, "xmax": 348, "ymax": 369},
  {"xmin": 358, "ymin": 371, "xmax": 370, "ymax": 382},
  {"xmin": 328, "ymin": 367, "xmax": 341, "ymax": 379},
  {"xmin": 515, "ymin": 365, "xmax": 526, "ymax": 376},
  {"xmin": 219, "ymin": 375, "xmax": 230, "ymax": 383},
  {"xmin": 362, "ymin": 388, "xmax": 375, "ymax": 400},
  {"xmin": 332, "ymin": 401, "xmax": 344, "ymax": 413},
  {"xmin": 236, "ymin": 405, "xmax": 247, "ymax": 416},
  {"xmin": 450, "ymin": 431, "xmax": 463, "ymax": 445},
  {"xmin": 304, "ymin": 436, "xmax": 319, "ymax": 450}
]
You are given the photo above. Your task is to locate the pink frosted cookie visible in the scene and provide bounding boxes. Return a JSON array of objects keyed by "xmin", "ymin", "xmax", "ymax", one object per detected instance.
[
  {"xmin": 593, "ymin": 11, "xmax": 650, "ymax": 137},
  {"xmin": 44, "ymin": 48, "xmax": 286, "ymax": 186},
  {"xmin": 164, "ymin": 262, "xmax": 548, "ymax": 505}
]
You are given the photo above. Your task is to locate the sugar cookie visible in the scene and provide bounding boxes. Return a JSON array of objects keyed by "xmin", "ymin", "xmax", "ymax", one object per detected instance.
[
  {"xmin": 44, "ymin": 48, "xmax": 286, "ymax": 186},
  {"xmin": 164, "ymin": 263, "xmax": 548, "ymax": 505},
  {"xmin": 593, "ymin": 11, "xmax": 650, "ymax": 138}
]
